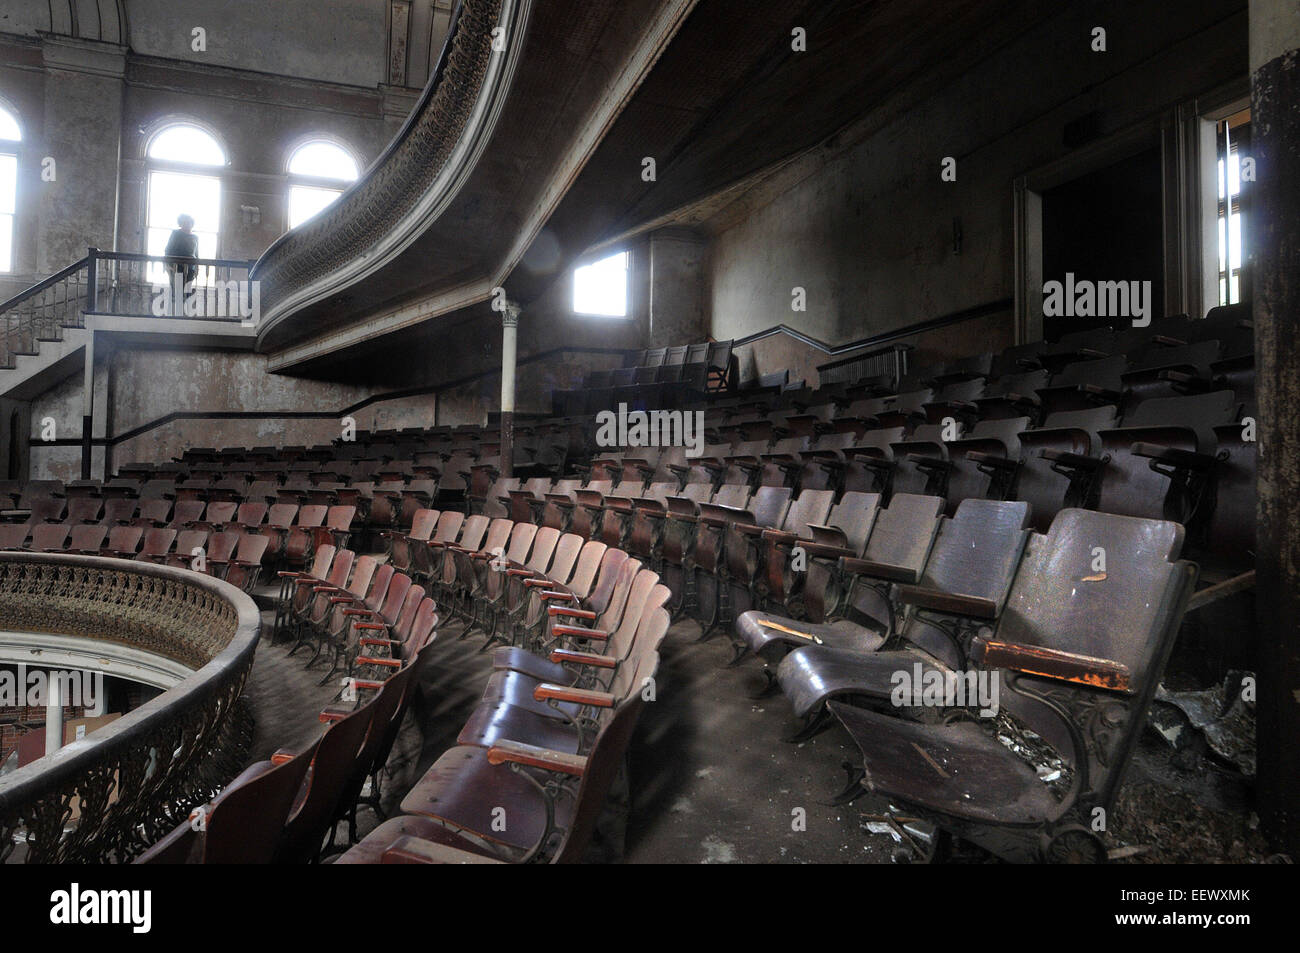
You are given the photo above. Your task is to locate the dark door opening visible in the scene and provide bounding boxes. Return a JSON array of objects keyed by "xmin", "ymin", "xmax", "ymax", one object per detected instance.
[{"xmin": 1040, "ymin": 146, "xmax": 1165, "ymax": 341}]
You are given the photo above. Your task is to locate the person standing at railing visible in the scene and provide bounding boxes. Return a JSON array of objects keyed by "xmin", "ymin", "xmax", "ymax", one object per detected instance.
[{"xmin": 163, "ymin": 213, "xmax": 199, "ymax": 292}]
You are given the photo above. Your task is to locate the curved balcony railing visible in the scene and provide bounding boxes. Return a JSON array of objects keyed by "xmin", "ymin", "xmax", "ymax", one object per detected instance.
[
  {"xmin": 251, "ymin": 0, "xmax": 528, "ymax": 344},
  {"xmin": 0, "ymin": 554, "xmax": 261, "ymax": 863}
]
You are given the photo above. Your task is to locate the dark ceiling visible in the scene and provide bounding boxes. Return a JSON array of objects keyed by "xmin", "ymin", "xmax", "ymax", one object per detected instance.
[
  {"xmin": 287, "ymin": 0, "xmax": 1055, "ymax": 382},
  {"xmin": 504, "ymin": 0, "xmax": 1053, "ymax": 304}
]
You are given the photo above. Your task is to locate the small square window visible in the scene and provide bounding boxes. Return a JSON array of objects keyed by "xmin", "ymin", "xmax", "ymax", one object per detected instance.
[{"xmin": 573, "ymin": 251, "xmax": 629, "ymax": 317}]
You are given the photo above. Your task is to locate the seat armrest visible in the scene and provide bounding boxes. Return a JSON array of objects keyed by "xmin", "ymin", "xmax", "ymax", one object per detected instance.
[
  {"xmin": 966, "ymin": 451, "xmax": 1019, "ymax": 471},
  {"xmin": 1130, "ymin": 442, "xmax": 1218, "ymax": 472},
  {"xmin": 487, "ymin": 739, "xmax": 589, "ymax": 776},
  {"xmin": 539, "ymin": 589, "xmax": 577, "ymax": 602},
  {"xmin": 905, "ymin": 453, "xmax": 951, "ymax": 471},
  {"xmin": 800, "ymin": 540, "xmax": 856, "ymax": 559},
  {"xmin": 533, "ymin": 683, "xmax": 616, "ymax": 707},
  {"xmin": 548, "ymin": 606, "xmax": 596, "ymax": 620},
  {"xmin": 550, "ymin": 624, "xmax": 610, "ymax": 641},
  {"xmin": 549, "ymin": 648, "xmax": 617, "ymax": 669},
  {"xmin": 1076, "ymin": 383, "xmax": 1125, "ymax": 403},
  {"xmin": 975, "ymin": 639, "xmax": 1132, "ymax": 693},
  {"xmin": 1038, "ymin": 449, "xmax": 1104, "ymax": 471},
  {"xmin": 839, "ymin": 556, "xmax": 917, "ymax": 583},
  {"xmin": 897, "ymin": 585, "xmax": 998, "ymax": 620}
]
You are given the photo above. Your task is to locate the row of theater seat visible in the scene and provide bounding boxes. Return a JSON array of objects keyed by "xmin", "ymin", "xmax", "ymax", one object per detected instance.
[
  {"xmin": 550, "ymin": 339, "xmax": 734, "ymax": 416},
  {"xmin": 70, "ymin": 304, "xmax": 1251, "ymax": 862},
  {"xmin": 23, "ymin": 304, "xmax": 1247, "ymax": 587},
  {"xmin": 0, "ymin": 499, "xmax": 357, "ymax": 593},
  {"xmin": 137, "ymin": 501, "xmax": 670, "ymax": 863},
  {"xmin": 724, "ymin": 501, "xmax": 1197, "ymax": 863},
  {"xmin": 341, "ymin": 517, "xmax": 670, "ymax": 863},
  {"xmin": 138, "ymin": 588, "xmax": 441, "ymax": 864}
]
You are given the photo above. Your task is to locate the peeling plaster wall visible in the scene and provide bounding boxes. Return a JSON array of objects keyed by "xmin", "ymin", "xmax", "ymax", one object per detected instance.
[
  {"xmin": 0, "ymin": 1, "xmax": 388, "ymax": 88},
  {"xmin": 25, "ymin": 368, "xmax": 83, "ymax": 482},
  {"xmin": 124, "ymin": 1, "xmax": 387, "ymax": 88},
  {"xmin": 23, "ymin": 346, "xmax": 425, "ymax": 480},
  {"xmin": 107, "ymin": 348, "xmax": 375, "ymax": 469},
  {"xmin": 707, "ymin": 0, "xmax": 1247, "ymax": 367},
  {"xmin": 0, "ymin": 8, "xmax": 397, "ymax": 297}
]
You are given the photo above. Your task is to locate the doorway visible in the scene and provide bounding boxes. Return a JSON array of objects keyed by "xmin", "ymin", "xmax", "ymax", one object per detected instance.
[{"xmin": 1040, "ymin": 146, "xmax": 1165, "ymax": 340}]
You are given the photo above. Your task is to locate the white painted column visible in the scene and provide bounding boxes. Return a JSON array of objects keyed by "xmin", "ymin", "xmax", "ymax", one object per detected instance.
[
  {"xmin": 499, "ymin": 301, "xmax": 520, "ymax": 478},
  {"xmin": 44, "ymin": 674, "xmax": 64, "ymax": 757}
]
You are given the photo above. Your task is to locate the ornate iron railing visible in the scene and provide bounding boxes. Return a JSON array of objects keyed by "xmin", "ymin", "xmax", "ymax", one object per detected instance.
[
  {"xmin": 0, "ymin": 553, "xmax": 260, "ymax": 863},
  {"xmin": 251, "ymin": 0, "xmax": 509, "ymax": 336}
]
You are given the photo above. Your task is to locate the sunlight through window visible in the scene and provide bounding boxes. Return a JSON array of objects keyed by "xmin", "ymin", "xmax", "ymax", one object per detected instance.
[
  {"xmin": 0, "ymin": 106, "xmax": 19, "ymax": 273},
  {"xmin": 573, "ymin": 251, "xmax": 629, "ymax": 317},
  {"xmin": 287, "ymin": 140, "xmax": 359, "ymax": 229}
]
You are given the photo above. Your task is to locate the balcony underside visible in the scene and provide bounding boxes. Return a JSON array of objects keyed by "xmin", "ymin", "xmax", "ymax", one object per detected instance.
[
  {"xmin": 257, "ymin": 0, "xmax": 1051, "ymax": 377},
  {"xmin": 255, "ymin": 0, "xmax": 696, "ymax": 358}
]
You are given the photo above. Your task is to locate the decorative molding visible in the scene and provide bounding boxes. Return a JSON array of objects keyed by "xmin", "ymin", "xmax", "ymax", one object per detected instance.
[
  {"xmin": 252, "ymin": 0, "xmax": 531, "ymax": 346},
  {"xmin": 38, "ymin": 33, "xmax": 127, "ymax": 79},
  {"xmin": 260, "ymin": 0, "xmax": 699, "ymax": 371},
  {"xmin": 389, "ymin": 0, "xmax": 413, "ymax": 88},
  {"xmin": 0, "ymin": 553, "xmax": 260, "ymax": 863}
]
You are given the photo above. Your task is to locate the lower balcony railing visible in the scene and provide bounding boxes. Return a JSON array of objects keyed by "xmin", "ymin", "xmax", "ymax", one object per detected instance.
[{"xmin": 0, "ymin": 553, "xmax": 260, "ymax": 863}]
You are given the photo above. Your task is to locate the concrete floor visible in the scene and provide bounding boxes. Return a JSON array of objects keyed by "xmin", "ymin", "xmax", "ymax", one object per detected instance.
[
  {"xmin": 242, "ymin": 583, "xmax": 1267, "ymax": 864},
  {"xmin": 242, "ymin": 587, "xmax": 896, "ymax": 863}
]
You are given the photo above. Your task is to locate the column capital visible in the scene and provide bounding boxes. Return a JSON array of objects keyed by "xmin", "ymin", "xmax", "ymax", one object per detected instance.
[{"xmin": 502, "ymin": 301, "xmax": 521, "ymax": 327}]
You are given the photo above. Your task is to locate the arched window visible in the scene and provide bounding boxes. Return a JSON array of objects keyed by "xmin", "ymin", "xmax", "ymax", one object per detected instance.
[
  {"xmin": 145, "ymin": 123, "xmax": 225, "ymax": 285},
  {"xmin": 286, "ymin": 139, "xmax": 359, "ymax": 230},
  {"xmin": 0, "ymin": 105, "xmax": 21, "ymax": 273}
]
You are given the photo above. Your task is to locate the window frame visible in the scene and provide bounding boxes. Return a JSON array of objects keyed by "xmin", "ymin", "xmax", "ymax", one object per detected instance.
[
  {"xmin": 0, "ymin": 103, "xmax": 21, "ymax": 274},
  {"xmin": 572, "ymin": 249, "xmax": 631, "ymax": 319},
  {"xmin": 143, "ymin": 122, "xmax": 227, "ymax": 286},
  {"xmin": 285, "ymin": 138, "xmax": 360, "ymax": 231}
]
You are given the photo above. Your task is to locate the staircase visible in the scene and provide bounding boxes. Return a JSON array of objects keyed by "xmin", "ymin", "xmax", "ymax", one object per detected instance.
[
  {"xmin": 1, "ymin": 250, "xmax": 259, "ymax": 398},
  {"xmin": 1, "ymin": 257, "xmax": 89, "ymax": 365}
]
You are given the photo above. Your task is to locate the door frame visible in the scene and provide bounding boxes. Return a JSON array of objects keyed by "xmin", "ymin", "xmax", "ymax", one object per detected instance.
[{"xmin": 1011, "ymin": 77, "xmax": 1249, "ymax": 344}]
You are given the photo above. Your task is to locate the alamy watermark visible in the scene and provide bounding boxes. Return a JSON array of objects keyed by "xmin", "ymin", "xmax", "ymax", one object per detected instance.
[
  {"xmin": 49, "ymin": 883, "xmax": 151, "ymax": 933},
  {"xmin": 1042, "ymin": 273, "xmax": 1153, "ymax": 328},
  {"xmin": 594, "ymin": 402, "xmax": 705, "ymax": 457},
  {"xmin": 0, "ymin": 665, "xmax": 103, "ymax": 709},
  {"xmin": 890, "ymin": 663, "xmax": 1000, "ymax": 718},
  {"xmin": 151, "ymin": 274, "xmax": 260, "ymax": 327}
]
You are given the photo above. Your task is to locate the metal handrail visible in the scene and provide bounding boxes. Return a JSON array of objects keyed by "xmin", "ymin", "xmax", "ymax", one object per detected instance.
[
  {"xmin": 0, "ymin": 553, "xmax": 261, "ymax": 863},
  {"xmin": 0, "ymin": 256, "xmax": 88, "ymax": 315}
]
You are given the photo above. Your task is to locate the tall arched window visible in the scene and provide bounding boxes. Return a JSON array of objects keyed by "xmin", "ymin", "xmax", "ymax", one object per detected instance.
[
  {"xmin": 0, "ymin": 105, "xmax": 21, "ymax": 273},
  {"xmin": 145, "ymin": 123, "xmax": 225, "ymax": 285},
  {"xmin": 286, "ymin": 139, "xmax": 359, "ymax": 230}
]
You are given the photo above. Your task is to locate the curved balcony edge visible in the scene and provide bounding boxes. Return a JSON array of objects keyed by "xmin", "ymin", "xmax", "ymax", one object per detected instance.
[
  {"xmin": 0, "ymin": 553, "xmax": 261, "ymax": 863},
  {"xmin": 251, "ymin": 0, "xmax": 534, "ymax": 350}
]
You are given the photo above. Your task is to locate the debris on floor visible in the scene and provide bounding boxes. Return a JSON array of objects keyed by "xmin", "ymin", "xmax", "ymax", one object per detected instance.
[{"xmin": 1151, "ymin": 671, "xmax": 1255, "ymax": 776}]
